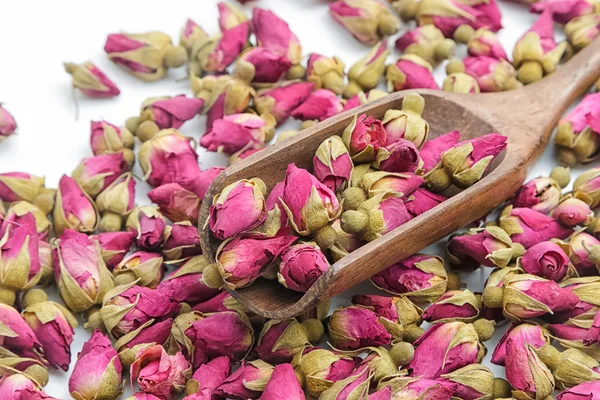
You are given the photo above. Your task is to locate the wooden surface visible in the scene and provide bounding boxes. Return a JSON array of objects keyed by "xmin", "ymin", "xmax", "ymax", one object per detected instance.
[{"xmin": 199, "ymin": 37, "xmax": 600, "ymax": 319}]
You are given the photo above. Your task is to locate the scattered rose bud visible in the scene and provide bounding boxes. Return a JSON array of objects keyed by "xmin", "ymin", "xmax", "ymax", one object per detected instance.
[
  {"xmin": 403, "ymin": 188, "xmax": 448, "ymax": 218},
  {"xmin": 313, "ymin": 136, "xmax": 353, "ymax": 192},
  {"xmin": 329, "ymin": 0, "xmax": 400, "ymax": 45},
  {"xmin": 518, "ymin": 241, "xmax": 572, "ymax": 282},
  {"xmin": 90, "ymin": 121, "xmax": 135, "ymax": 167},
  {"xmin": 258, "ymin": 363, "xmax": 304, "ymax": 400},
  {"xmin": 531, "ymin": 0, "xmax": 597, "ymax": 24},
  {"xmin": 96, "ymin": 173, "xmax": 136, "ymax": 232},
  {"xmin": 386, "ymin": 54, "xmax": 439, "ymax": 92},
  {"xmin": 0, "ymin": 373, "xmax": 46, "ymax": 399},
  {"xmin": 319, "ymin": 364, "xmax": 372, "ymax": 399},
  {"xmin": 306, "ymin": 54, "xmax": 345, "ymax": 95},
  {"xmin": 161, "ymin": 222, "xmax": 202, "ymax": 261},
  {"xmin": 422, "ymin": 289, "xmax": 480, "ymax": 323},
  {"xmin": 63, "ymin": 62, "xmax": 120, "ymax": 98},
  {"xmin": 360, "ymin": 171, "xmax": 424, "ymax": 198},
  {"xmin": 277, "ymin": 243, "xmax": 329, "ymax": 293},
  {"xmin": 179, "ymin": 19, "xmax": 207, "ymax": 52},
  {"xmin": 290, "ymin": 89, "xmax": 344, "ymax": 122},
  {"xmin": 255, "ymin": 318, "xmax": 321, "ymax": 364},
  {"xmin": 328, "ymin": 306, "xmax": 392, "ymax": 350},
  {"xmin": 234, "ymin": 47, "xmax": 292, "ymax": 84},
  {"xmin": 218, "ymin": 1, "xmax": 248, "ymax": 31},
  {"xmin": 125, "ymin": 206, "xmax": 166, "ymax": 251},
  {"xmin": 0, "ymin": 172, "xmax": 46, "ymax": 204},
  {"xmin": 113, "ymin": 318, "xmax": 173, "ymax": 368},
  {"xmin": 53, "ymin": 175, "xmax": 99, "ymax": 236},
  {"xmin": 200, "ymin": 113, "xmax": 276, "ymax": 154},
  {"xmin": 481, "ymin": 266, "xmax": 520, "ymax": 323},
  {"xmin": 377, "ymin": 375, "xmax": 457, "ymax": 399},
  {"xmin": 553, "ymin": 277, "xmax": 600, "ymax": 322},
  {"xmin": 113, "ymin": 251, "xmax": 163, "ymax": 288},
  {"xmin": 2, "ymin": 201, "xmax": 49, "ymax": 242},
  {"xmin": 499, "ymin": 206, "xmax": 574, "ymax": 249},
  {"xmin": 91, "ymin": 231, "xmax": 136, "ymax": 270},
  {"xmin": 375, "ymin": 138, "xmax": 421, "ymax": 174},
  {"xmin": 130, "ymin": 344, "xmax": 191, "ymax": 400},
  {"xmin": 491, "ymin": 322, "xmax": 550, "ymax": 366},
  {"xmin": 157, "ymin": 256, "xmax": 220, "ymax": 305},
  {"xmin": 395, "ymin": 25, "xmax": 456, "ymax": 66},
  {"xmin": 195, "ymin": 75, "xmax": 255, "ymax": 130},
  {"xmin": 417, "ymin": 0, "xmax": 502, "ymax": 37},
  {"xmin": 148, "ymin": 183, "xmax": 200, "ymax": 224},
  {"xmin": 382, "ymin": 93, "xmax": 429, "ymax": 147},
  {"xmin": 0, "ymin": 104, "xmax": 17, "ymax": 141},
  {"xmin": 566, "ymin": 231, "xmax": 600, "ymax": 276},
  {"xmin": 352, "ymin": 294, "xmax": 423, "ymax": 326},
  {"xmin": 215, "ymin": 359, "xmax": 273, "ymax": 399},
  {"xmin": 447, "ymin": 226, "xmax": 515, "ymax": 270},
  {"xmin": 139, "ymin": 95, "xmax": 204, "ymax": 132},
  {"xmin": 255, "ymin": 82, "xmax": 314, "ymax": 125},
  {"xmin": 439, "ymin": 364, "xmax": 498, "ymax": 400},
  {"xmin": 344, "ymin": 41, "xmax": 389, "ymax": 98},
  {"xmin": 574, "ymin": 166, "xmax": 600, "ymax": 207},
  {"xmin": 443, "ymin": 72, "xmax": 481, "ymax": 93},
  {"xmin": 547, "ymin": 319, "xmax": 600, "ymax": 357},
  {"xmin": 513, "ymin": 176, "xmax": 562, "ymax": 214},
  {"xmin": 542, "ymin": 346, "xmax": 600, "ymax": 390},
  {"xmin": 463, "ymin": 27, "xmax": 508, "ymax": 60},
  {"xmin": 252, "ymin": 8, "xmax": 302, "ymax": 65},
  {"xmin": 551, "ymin": 195, "xmax": 594, "ymax": 227},
  {"xmin": 184, "ymin": 355, "xmax": 230, "ymax": 399},
  {"xmin": 554, "ymin": 92, "xmax": 600, "ymax": 165},
  {"xmin": 462, "ymin": 56, "xmax": 519, "ymax": 92},
  {"xmin": 72, "ymin": 153, "xmax": 128, "ymax": 199},
  {"xmin": 558, "ymin": 380, "xmax": 600, "ymax": 399},
  {"xmin": 0, "ymin": 303, "xmax": 43, "ymax": 361},
  {"xmin": 565, "ymin": 15, "xmax": 600, "ymax": 50},
  {"xmin": 330, "ymin": 218, "xmax": 363, "ymax": 261},
  {"xmin": 505, "ymin": 340, "xmax": 555, "ymax": 399},
  {"xmin": 342, "ymin": 114, "xmax": 387, "ymax": 162}
]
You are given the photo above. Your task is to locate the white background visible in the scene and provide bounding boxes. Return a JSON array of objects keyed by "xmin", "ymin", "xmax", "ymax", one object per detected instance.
[{"xmin": 0, "ymin": 1, "xmax": 592, "ymax": 398}]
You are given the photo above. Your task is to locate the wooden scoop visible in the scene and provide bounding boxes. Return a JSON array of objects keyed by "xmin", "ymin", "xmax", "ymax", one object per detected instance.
[{"xmin": 199, "ymin": 37, "xmax": 600, "ymax": 319}]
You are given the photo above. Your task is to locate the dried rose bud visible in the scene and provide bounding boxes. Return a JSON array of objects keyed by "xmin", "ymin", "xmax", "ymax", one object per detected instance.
[
  {"xmin": 447, "ymin": 226, "xmax": 516, "ymax": 270},
  {"xmin": 130, "ymin": 345, "xmax": 191, "ymax": 399},
  {"xmin": 386, "ymin": 54, "xmax": 439, "ymax": 92},
  {"xmin": 403, "ymin": 188, "xmax": 447, "ymax": 218},
  {"xmin": 499, "ymin": 206, "xmax": 573, "ymax": 249},
  {"xmin": 319, "ymin": 364, "xmax": 372, "ymax": 399},
  {"xmin": 531, "ymin": 0, "xmax": 597, "ymax": 24},
  {"xmin": 104, "ymin": 32, "xmax": 186, "ymax": 81},
  {"xmin": 377, "ymin": 375, "xmax": 457, "ymax": 398},
  {"xmin": 22, "ymin": 300, "xmax": 78, "ymax": 371},
  {"xmin": 279, "ymin": 164, "xmax": 342, "ymax": 235},
  {"xmin": 352, "ymin": 294, "xmax": 423, "ymax": 327},
  {"xmin": 258, "ymin": 363, "xmax": 304, "ymax": 400},
  {"xmin": 344, "ymin": 41, "xmax": 389, "ymax": 98},
  {"xmin": 200, "ymin": 113, "xmax": 276, "ymax": 154},
  {"xmin": 54, "ymin": 229, "xmax": 114, "ymax": 312},
  {"xmin": 63, "ymin": 62, "xmax": 120, "ymax": 98},
  {"xmin": 0, "ymin": 172, "xmax": 45, "ymax": 204},
  {"xmin": 126, "ymin": 206, "xmax": 166, "ymax": 251},
  {"xmin": 69, "ymin": 330, "xmax": 123, "ymax": 400},
  {"xmin": 439, "ymin": 364, "xmax": 498, "ymax": 400},
  {"xmin": 72, "ymin": 153, "xmax": 128, "ymax": 199},
  {"xmin": 491, "ymin": 322, "xmax": 549, "ymax": 366},
  {"xmin": 161, "ymin": 222, "xmax": 202, "ymax": 261},
  {"xmin": 395, "ymin": 25, "xmax": 456, "ymax": 66},
  {"xmin": 215, "ymin": 232, "xmax": 297, "ymax": 289},
  {"xmin": 443, "ymin": 72, "xmax": 481, "ymax": 93},
  {"xmin": 252, "ymin": 8, "xmax": 302, "ymax": 65},
  {"xmin": 574, "ymin": 166, "xmax": 600, "ymax": 207},
  {"xmin": 148, "ymin": 183, "xmax": 200, "ymax": 224},
  {"xmin": 209, "ymin": 178, "xmax": 267, "ymax": 240},
  {"xmin": 330, "ymin": 219, "xmax": 363, "ymax": 261},
  {"xmin": 0, "ymin": 303, "xmax": 43, "ymax": 361},
  {"xmin": 329, "ymin": 0, "xmax": 400, "ymax": 45},
  {"xmin": 215, "ymin": 359, "xmax": 273, "ymax": 399},
  {"xmin": 552, "ymin": 195, "xmax": 594, "ymax": 228},
  {"xmin": 481, "ymin": 266, "xmax": 520, "ymax": 323},
  {"xmin": 218, "ymin": 1, "xmax": 248, "ymax": 30},
  {"xmin": 567, "ymin": 231, "xmax": 600, "ymax": 276},
  {"xmin": 277, "ymin": 243, "xmax": 329, "ymax": 293},
  {"xmin": 565, "ymin": 15, "xmax": 600, "ymax": 50},
  {"xmin": 558, "ymin": 381, "xmax": 600, "ymax": 399},
  {"xmin": 306, "ymin": 54, "xmax": 345, "ymax": 95},
  {"xmin": 518, "ymin": 241, "xmax": 572, "ymax": 282},
  {"xmin": 513, "ymin": 11, "xmax": 567, "ymax": 84},
  {"xmin": 255, "ymin": 318, "xmax": 322, "ymax": 364},
  {"xmin": 53, "ymin": 175, "xmax": 98, "ymax": 236},
  {"xmin": 463, "ymin": 27, "xmax": 508, "ymax": 60},
  {"xmin": 542, "ymin": 347, "xmax": 600, "ymax": 390},
  {"xmin": 113, "ymin": 318, "xmax": 173, "ymax": 368},
  {"xmin": 512, "ymin": 176, "xmax": 562, "ymax": 214},
  {"xmin": 255, "ymin": 82, "xmax": 314, "ymax": 125},
  {"xmin": 328, "ymin": 306, "xmax": 392, "ymax": 350},
  {"xmin": 371, "ymin": 254, "xmax": 449, "ymax": 303},
  {"xmin": 422, "ymin": 289, "xmax": 480, "ymax": 323},
  {"xmin": 420, "ymin": 132, "xmax": 461, "ymax": 187},
  {"xmin": 179, "ymin": 19, "xmax": 207, "ymax": 52},
  {"xmin": 547, "ymin": 319, "xmax": 600, "ymax": 358},
  {"xmin": 235, "ymin": 47, "xmax": 293, "ymax": 84},
  {"xmin": 552, "ymin": 277, "xmax": 600, "ymax": 322},
  {"xmin": 313, "ymin": 136, "xmax": 353, "ymax": 192},
  {"xmin": 342, "ymin": 92, "xmax": 367, "ymax": 112},
  {"xmin": 341, "ymin": 114, "xmax": 387, "ymax": 163},
  {"xmin": 375, "ymin": 138, "xmax": 421, "ymax": 174},
  {"xmin": 90, "ymin": 121, "xmax": 135, "ymax": 166},
  {"xmin": 91, "ymin": 231, "xmax": 136, "ymax": 270},
  {"xmin": 139, "ymin": 95, "xmax": 204, "ymax": 133},
  {"xmin": 360, "ymin": 171, "xmax": 424, "ymax": 199},
  {"xmin": 382, "ymin": 93, "xmax": 429, "ymax": 147},
  {"xmin": 113, "ymin": 251, "xmax": 163, "ymax": 288},
  {"xmin": 462, "ymin": 56, "xmax": 519, "ymax": 92},
  {"xmin": 184, "ymin": 355, "xmax": 230, "ymax": 399},
  {"xmin": 408, "ymin": 321, "xmax": 486, "ymax": 378},
  {"xmin": 0, "ymin": 373, "xmax": 47, "ymax": 399},
  {"xmin": 0, "ymin": 105, "xmax": 17, "ymax": 140},
  {"xmin": 290, "ymin": 89, "xmax": 344, "ymax": 122},
  {"xmin": 555, "ymin": 92, "xmax": 600, "ymax": 165},
  {"xmin": 505, "ymin": 340, "xmax": 555, "ymax": 399},
  {"xmin": 1, "ymin": 201, "xmax": 50, "ymax": 241},
  {"xmin": 417, "ymin": 0, "xmax": 502, "ymax": 37},
  {"xmin": 100, "ymin": 283, "xmax": 177, "ymax": 339},
  {"xmin": 157, "ymin": 256, "xmax": 219, "ymax": 305},
  {"xmin": 96, "ymin": 173, "xmax": 136, "ymax": 232}
]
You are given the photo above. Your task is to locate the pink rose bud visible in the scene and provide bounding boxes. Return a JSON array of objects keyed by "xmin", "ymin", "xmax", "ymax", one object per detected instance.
[
  {"xmin": 548, "ymin": 320, "xmax": 593, "ymax": 353},
  {"xmin": 290, "ymin": 89, "xmax": 344, "ymax": 122},
  {"xmin": 148, "ymin": 183, "xmax": 201, "ymax": 224},
  {"xmin": 114, "ymin": 318, "xmax": 173, "ymax": 368},
  {"xmin": 0, "ymin": 212, "xmax": 41, "ymax": 292},
  {"xmin": 313, "ymin": 136, "xmax": 353, "ymax": 192},
  {"xmin": 216, "ymin": 232, "xmax": 297, "ymax": 289},
  {"xmin": 252, "ymin": 8, "xmax": 302, "ymax": 65},
  {"xmin": 377, "ymin": 376, "xmax": 457, "ymax": 399},
  {"xmin": 531, "ymin": 0, "xmax": 597, "ymax": 24},
  {"xmin": 419, "ymin": 130, "xmax": 461, "ymax": 178},
  {"xmin": 329, "ymin": 0, "xmax": 400, "ymax": 45},
  {"xmin": 259, "ymin": 363, "xmax": 304, "ymax": 400},
  {"xmin": 466, "ymin": 28, "xmax": 508, "ymax": 60},
  {"xmin": 255, "ymin": 318, "xmax": 319, "ymax": 364},
  {"xmin": 404, "ymin": 188, "xmax": 447, "ymax": 218},
  {"xmin": 235, "ymin": 47, "xmax": 292, "ymax": 83},
  {"xmin": 277, "ymin": 243, "xmax": 329, "ymax": 293},
  {"xmin": 161, "ymin": 222, "xmax": 202, "ymax": 261},
  {"xmin": 342, "ymin": 114, "xmax": 387, "ymax": 162},
  {"xmin": 1, "ymin": 201, "xmax": 51, "ymax": 241},
  {"xmin": 370, "ymin": 254, "xmax": 449, "ymax": 303},
  {"xmin": 100, "ymin": 283, "xmax": 177, "ymax": 338},
  {"xmin": 565, "ymin": 14, "xmax": 600, "ymax": 50},
  {"xmin": 130, "ymin": 345, "xmax": 191, "ymax": 400},
  {"xmin": 195, "ymin": 167, "xmax": 225, "ymax": 200},
  {"xmin": 182, "ymin": 311, "xmax": 254, "ymax": 368},
  {"xmin": 491, "ymin": 322, "xmax": 549, "ymax": 366},
  {"xmin": 555, "ymin": 92, "xmax": 600, "ymax": 166},
  {"xmin": 215, "ymin": 360, "xmax": 274, "ymax": 399},
  {"xmin": 255, "ymin": 82, "xmax": 314, "ymax": 125},
  {"xmin": 114, "ymin": 251, "xmax": 164, "ymax": 288},
  {"xmin": 157, "ymin": 256, "xmax": 220, "ymax": 304},
  {"xmin": 395, "ymin": 25, "xmax": 456, "ymax": 66},
  {"xmin": 69, "ymin": 330, "xmax": 123, "ymax": 400},
  {"xmin": 499, "ymin": 206, "xmax": 573, "ymax": 249},
  {"xmin": 574, "ymin": 166, "xmax": 600, "ymax": 208},
  {"xmin": 210, "ymin": 178, "xmax": 267, "ymax": 240},
  {"xmin": 200, "ymin": 113, "xmax": 275, "ymax": 154},
  {"xmin": 90, "ymin": 121, "xmax": 134, "ymax": 165},
  {"xmin": 72, "ymin": 153, "xmax": 129, "ymax": 199},
  {"xmin": 63, "ymin": 62, "xmax": 120, "ymax": 98},
  {"xmin": 360, "ymin": 171, "xmax": 424, "ymax": 198},
  {"xmin": 141, "ymin": 95, "xmax": 204, "ymax": 131},
  {"xmin": 126, "ymin": 206, "xmax": 166, "ymax": 251},
  {"xmin": 381, "ymin": 94, "xmax": 430, "ymax": 148},
  {"xmin": 22, "ymin": 301, "xmax": 78, "ymax": 371},
  {"xmin": 91, "ymin": 231, "xmax": 136, "ymax": 269},
  {"xmin": 447, "ymin": 226, "xmax": 515, "ymax": 270},
  {"xmin": 552, "ymin": 277, "xmax": 600, "ymax": 322},
  {"xmin": 280, "ymin": 164, "xmax": 342, "ymax": 235},
  {"xmin": 179, "ymin": 19, "xmax": 207, "ymax": 51},
  {"xmin": 319, "ymin": 364, "xmax": 372, "ymax": 399},
  {"xmin": 568, "ymin": 231, "xmax": 600, "ymax": 276},
  {"xmin": 422, "ymin": 289, "xmax": 480, "ymax": 323},
  {"xmin": 386, "ymin": 54, "xmax": 439, "ymax": 92},
  {"xmin": 417, "ymin": 0, "xmax": 503, "ymax": 37},
  {"xmin": 505, "ymin": 340, "xmax": 555, "ymax": 399},
  {"xmin": 352, "ymin": 294, "xmax": 423, "ymax": 326},
  {"xmin": 54, "ymin": 229, "xmax": 114, "ymax": 312},
  {"xmin": 0, "ymin": 172, "xmax": 45, "ymax": 204},
  {"xmin": 185, "ymin": 356, "xmax": 231, "ymax": 400},
  {"xmin": 328, "ymin": 306, "xmax": 392, "ymax": 350},
  {"xmin": 0, "ymin": 105, "xmax": 17, "ymax": 140},
  {"xmin": 0, "ymin": 303, "xmax": 43, "ymax": 360},
  {"xmin": 218, "ymin": 2, "xmax": 248, "ymax": 31},
  {"xmin": 342, "ymin": 92, "xmax": 366, "ymax": 112},
  {"xmin": 463, "ymin": 56, "xmax": 518, "ymax": 92},
  {"xmin": 53, "ymin": 175, "xmax": 99, "ymax": 236},
  {"xmin": 519, "ymin": 241, "xmax": 572, "ymax": 282},
  {"xmin": 0, "ymin": 373, "xmax": 43, "ymax": 399},
  {"xmin": 558, "ymin": 381, "xmax": 600, "ymax": 400},
  {"xmin": 307, "ymin": 54, "xmax": 345, "ymax": 95},
  {"xmin": 512, "ymin": 176, "xmax": 562, "ymax": 214},
  {"xmin": 375, "ymin": 138, "xmax": 421, "ymax": 173},
  {"xmin": 408, "ymin": 321, "xmax": 484, "ymax": 378}
]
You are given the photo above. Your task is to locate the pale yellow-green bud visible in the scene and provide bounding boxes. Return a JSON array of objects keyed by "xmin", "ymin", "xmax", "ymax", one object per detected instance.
[
  {"xmin": 402, "ymin": 93, "xmax": 425, "ymax": 115},
  {"xmin": 379, "ymin": 13, "xmax": 401, "ymax": 37},
  {"xmin": 301, "ymin": 319, "xmax": 325, "ymax": 343},
  {"xmin": 482, "ymin": 286, "xmax": 504, "ymax": 309},
  {"xmin": 125, "ymin": 116, "xmax": 141, "ymax": 135},
  {"xmin": 446, "ymin": 58, "xmax": 465, "ymax": 75},
  {"xmin": 32, "ymin": 188, "xmax": 56, "ymax": 215},
  {"xmin": 473, "ymin": 319, "xmax": 495, "ymax": 342},
  {"xmin": 343, "ymin": 81, "xmax": 363, "ymax": 99},
  {"xmin": 427, "ymin": 168, "xmax": 452, "ymax": 192},
  {"xmin": 287, "ymin": 64, "xmax": 306, "ymax": 80},
  {"xmin": 276, "ymin": 130, "xmax": 299, "ymax": 143},
  {"xmin": 113, "ymin": 272, "xmax": 136, "ymax": 287},
  {"xmin": 392, "ymin": 0, "xmax": 418, "ymax": 20},
  {"xmin": 518, "ymin": 61, "xmax": 544, "ymax": 85},
  {"xmin": 24, "ymin": 364, "xmax": 49, "ymax": 388},
  {"xmin": 446, "ymin": 272, "xmax": 461, "ymax": 291},
  {"xmin": 443, "ymin": 72, "xmax": 480, "ymax": 93},
  {"xmin": 454, "ymin": 24, "xmax": 475, "ymax": 44},
  {"xmin": 435, "ymin": 39, "xmax": 456, "ymax": 61},
  {"xmin": 136, "ymin": 121, "xmax": 160, "ymax": 142},
  {"xmin": 314, "ymin": 225, "xmax": 338, "ymax": 250},
  {"xmin": 492, "ymin": 378, "xmax": 512, "ymax": 398},
  {"xmin": 503, "ymin": 76, "xmax": 523, "ymax": 91},
  {"xmin": 558, "ymin": 148, "xmax": 579, "ymax": 167},
  {"xmin": 164, "ymin": 45, "xmax": 188, "ymax": 69},
  {"xmin": 301, "ymin": 120, "xmax": 318, "ymax": 130},
  {"xmin": 0, "ymin": 286, "xmax": 16, "ymax": 306},
  {"xmin": 84, "ymin": 307, "xmax": 105, "ymax": 331},
  {"xmin": 341, "ymin": 187, "xmax": 368, "ymax": 211},
  {"xmin": 550, "ymin": 166, "xmax": 571, "ymax": 189},
  {"xmin": 537, "ymin": 344, "xmax": 561, "ymax": 370},
  {"xmin": 99, "ymin": 211, "xmax": 124, "ymax": 233},
  {"xmin": 403, "ymin": 324, "xmax": 424, "ymax": 343},
  {"xmin": 22, "ymin": 289, "xmax": 48, "ymax": 308},
  {"xmin": 341, "ymin": 210, "xmax": 369, "ymax": 234},
  {"xmin": 178, "ymin": 303, "xmax": 192, "ymax": 315},
  {"xmin": 389, "ymin": 341, "xmax": 414, "ymax": 367},
  {"xmin": 201, "ymin": 263, "xmax": 225, "ymax": 289}
]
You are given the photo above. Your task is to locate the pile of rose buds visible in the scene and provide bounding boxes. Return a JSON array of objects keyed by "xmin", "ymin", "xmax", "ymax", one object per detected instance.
[{"xmin": 1, "ymin": 0, "xmax": 600, "ymax": 399}]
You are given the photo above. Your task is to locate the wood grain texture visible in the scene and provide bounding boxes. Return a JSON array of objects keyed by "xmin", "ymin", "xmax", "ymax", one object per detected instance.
[{"xmin": 199, "ymin": 37, "xmax": 600, "ymax": 319}]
